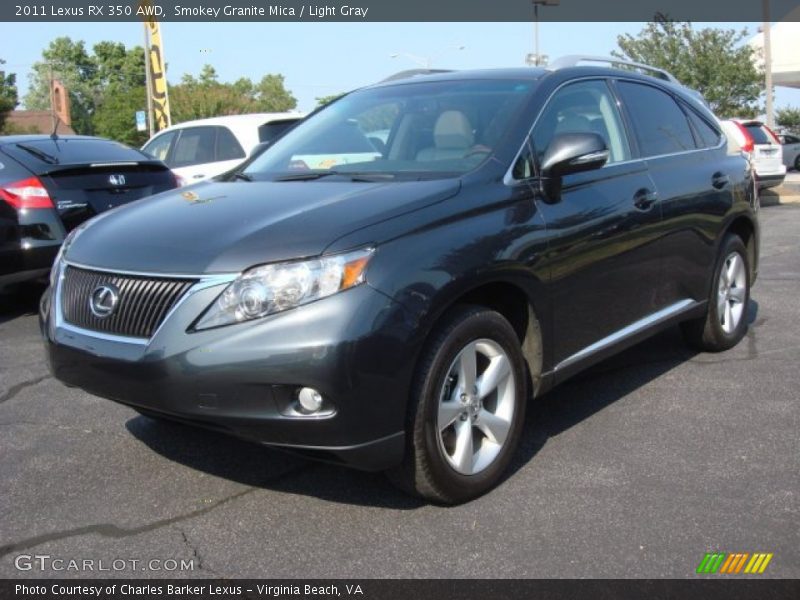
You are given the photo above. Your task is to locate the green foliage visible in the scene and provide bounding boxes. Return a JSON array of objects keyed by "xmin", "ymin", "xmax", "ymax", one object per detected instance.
[
  {"xmin": 169, "ymin": 66, "xmax": 297, "ymax": 122},
  {"xmin": 24, "ymin": 37, "xmax": 97, "ymax": 134},
  {"xmin": 23, "ymin": 39, "xmax": 298, "ymax": 142},
  {"xmin": 0, "ymin": 59, "xmax": 18, "ymax": 131},
  {"xmin": 614, "ymin": 20, "xmax": 763, "ymax": 119},
  {"xmin": 315, "ymin": 93, "xmax": 345, "ymax": 107},
  {"xmin": 776, "ymin": 107, "xmax": 800, "ymax": 133}
]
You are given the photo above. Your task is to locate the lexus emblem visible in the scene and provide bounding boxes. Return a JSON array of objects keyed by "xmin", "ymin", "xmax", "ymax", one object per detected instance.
[
  {"xmin": 108, "ymin": 174, "xmax": 126, "ymax": 186},
  {"xmin": 89, "ymin": 284, "xmax": 120, "ymax": 318}
]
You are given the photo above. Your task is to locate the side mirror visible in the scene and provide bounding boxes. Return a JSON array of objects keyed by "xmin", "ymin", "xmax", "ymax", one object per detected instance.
[{"xmin": 541, "ymin": 132, "xmax": 609, "ymax": 179}]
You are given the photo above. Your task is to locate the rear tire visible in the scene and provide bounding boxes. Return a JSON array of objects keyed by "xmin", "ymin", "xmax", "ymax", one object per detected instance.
[
  {"xmin": 387, "ymin": 305, "xmax": 527, "ymax": 504},
  {"xmin": 795, "ymin": 155, "xmax": 800, "ymax": 172},
  {"xmin": 681, "ymin": 234, "xmax": 750, "ymax": 352}
]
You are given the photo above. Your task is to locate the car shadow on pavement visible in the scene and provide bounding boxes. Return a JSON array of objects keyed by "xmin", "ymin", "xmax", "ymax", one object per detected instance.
[
  {"xmin": 127, "ymin": 301, "xmax": 759, "ymax": 509},
  {"xmin": 0, "ymin": 284, "xmax": 46, "ymax": 325}
]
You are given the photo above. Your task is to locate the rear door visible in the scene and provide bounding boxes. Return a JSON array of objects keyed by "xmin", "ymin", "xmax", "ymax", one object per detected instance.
[
  {"xmin": 615, "ymin": 80, "xmax": 736, "ymax": 307},
  {"xmin": 3, "ymin": 138, "xmax": 176, "ymax": 232},
  {"xmin": 168, "ymin": 126, "xmax": 246, "ymax": 182}
]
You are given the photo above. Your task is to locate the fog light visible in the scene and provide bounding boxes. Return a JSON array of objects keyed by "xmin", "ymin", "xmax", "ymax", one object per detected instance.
[{"xmin": 297, "ymin": 387, "xmax": 324, "ymax": 413}]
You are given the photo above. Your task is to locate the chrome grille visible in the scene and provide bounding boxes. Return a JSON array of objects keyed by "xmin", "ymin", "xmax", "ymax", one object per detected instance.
[{"xmin": 61, "ymin": 266, "xmax": 196, "ymax": 338}]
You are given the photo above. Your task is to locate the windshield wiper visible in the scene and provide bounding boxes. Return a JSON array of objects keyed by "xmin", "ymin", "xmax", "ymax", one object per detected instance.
[
  {"xmin": 230, "ymin": 172, "xmax": 253, "ymax": 182},
  {"xmin": 274, "ymin": 170, "xmax": 395, "ymax": 182},
  {"xmin": 16, "ymin": 143, "xmax": 59, "ymax": 165},
  {"xmin": 274, "ymin": 170, "xmax": 340, "ymax": 182}
]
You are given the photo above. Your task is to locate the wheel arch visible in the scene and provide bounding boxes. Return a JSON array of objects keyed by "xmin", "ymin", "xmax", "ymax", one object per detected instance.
[
  {"xmin": 724, "ymin": 214, "xmax": 758, "ymax": 283},
  {"xmin": 416, "ymin": 278, "xmax": 547, "ymax": 397}
]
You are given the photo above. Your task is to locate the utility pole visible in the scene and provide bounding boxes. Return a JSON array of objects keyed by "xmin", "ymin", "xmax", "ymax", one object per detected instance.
[
  {"xmin": 143, "ymin": 25, "xmax": 154, "ymax": 138},
  {"xmin": 48, "ymin": 64, "xmax": 56, "ymax": 133},
  {"xmin": 763, "ymin": 0, "xmax": 774, "ymax": 128}
]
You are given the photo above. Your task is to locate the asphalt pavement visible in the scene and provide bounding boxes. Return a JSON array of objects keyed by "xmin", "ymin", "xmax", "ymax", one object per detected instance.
[{"xmin": 1, "ymin": 201, "xmax": 798, "ymax": 579}]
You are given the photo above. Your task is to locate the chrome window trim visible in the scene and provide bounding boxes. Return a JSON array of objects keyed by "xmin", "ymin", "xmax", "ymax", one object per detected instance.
[
  {"xmin": 54, "ymin": 260, "xmax": 239, "ymax": 345},
  {"xmin": 503, "ymin": 75, "xmax": 726, "ymax": 186},
  {"xmin": 554, "ymin": 299, "xmax": 700, "ymax": 373}
]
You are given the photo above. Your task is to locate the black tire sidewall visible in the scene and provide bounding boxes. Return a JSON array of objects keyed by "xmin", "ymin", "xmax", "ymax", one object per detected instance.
[{"xmin": 415, "ymin": 308, "xmax": 527, "ymax": 502}]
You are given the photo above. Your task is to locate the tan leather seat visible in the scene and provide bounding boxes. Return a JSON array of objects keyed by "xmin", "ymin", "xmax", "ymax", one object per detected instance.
[{"xmin": 416, "ymin": 110, "xmax": 474, "ymax": 161}]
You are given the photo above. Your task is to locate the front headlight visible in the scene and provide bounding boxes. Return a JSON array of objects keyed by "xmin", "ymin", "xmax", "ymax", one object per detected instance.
[{"xmin": 193, "ymin": 248, "xmax": 374, "ymax": 330}]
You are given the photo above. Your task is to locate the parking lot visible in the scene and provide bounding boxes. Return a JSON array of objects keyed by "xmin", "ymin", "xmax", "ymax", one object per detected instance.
[{"xmin": 1, "ymin": 197, "xmax": 798, "ymax": 579}]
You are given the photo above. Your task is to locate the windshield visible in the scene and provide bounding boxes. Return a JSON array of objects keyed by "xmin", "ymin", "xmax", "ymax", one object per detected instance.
[{"xmin": 243, "ymin": 79, "xmax": 535, "ymax": 181}]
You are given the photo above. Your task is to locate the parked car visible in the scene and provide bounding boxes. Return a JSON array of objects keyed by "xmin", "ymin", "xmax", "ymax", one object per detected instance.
[
  {"xmin": 0, "ymin": 135, "xmax": 177, "ymax": 293},
  {"xmin": 42, "ymin": 62, "xmax": 758, "ymax": 504},
  {"xmin": 719, "ymin": 119, "xmax": 786, "ymax": 188},
  {"xmin": 141, "ymin": 113, "xmax": 304, "ymax": 184},
  {"xmin": 778, "ymin": 132, "xmax": 800, "ymax": 171}
]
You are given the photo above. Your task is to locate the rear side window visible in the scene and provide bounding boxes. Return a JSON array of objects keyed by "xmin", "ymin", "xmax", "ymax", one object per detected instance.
[
  {"xmin": 617, "ymin": 81, "xmax": 696, "ymax": 157},
  {"xmin": 142, "ymin": 131, "xmax": 177, "ymax": 161},
  {"xmin": 216, "ymin": 127, "xmax": 245, "ymax": 161},
  {"xmin": 743, "ymin": 124, "xmax": 773, "ymax": 145},
  {"xmin": 171, "ymin": 127, "xmax": 217, "ymax": 167},
  {"xmin": 684, "ymin": 107, "xmax": 722, "ymax": 148},
  {"xmin": 7, "ymin": 138, "xmax": 147, "ymax": 168}
]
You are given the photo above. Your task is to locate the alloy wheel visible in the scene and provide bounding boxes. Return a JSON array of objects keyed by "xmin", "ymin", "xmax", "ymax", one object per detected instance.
[{"xmin": 436, "ymin": 339, "xmax": 516, "ymax": 475}]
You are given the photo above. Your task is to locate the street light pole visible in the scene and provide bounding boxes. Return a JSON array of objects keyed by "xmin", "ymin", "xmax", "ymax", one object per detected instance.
[
  {"xmin": 526, "ymin": 0, "xmax": 559, "ymax": 67},
  {"xmin": 763, "ymin": 0, "xmax": 774, "ymax": 129}
]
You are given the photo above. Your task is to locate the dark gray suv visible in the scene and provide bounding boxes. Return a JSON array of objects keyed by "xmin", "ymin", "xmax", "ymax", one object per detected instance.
[{"xmin": 41, "ymin": 64, "xmax": 759, "ymax": 503}]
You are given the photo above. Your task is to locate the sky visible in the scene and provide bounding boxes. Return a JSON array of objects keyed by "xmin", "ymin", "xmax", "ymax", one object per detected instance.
[{"xmin": 3, "ymin": 21, "xmax": 799, "ymax": 114}]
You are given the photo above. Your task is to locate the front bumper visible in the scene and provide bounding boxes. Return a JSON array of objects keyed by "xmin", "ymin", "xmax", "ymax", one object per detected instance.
[{"xmin": 41, "ymin": 265, "xmax": 418, "ymax": 471}]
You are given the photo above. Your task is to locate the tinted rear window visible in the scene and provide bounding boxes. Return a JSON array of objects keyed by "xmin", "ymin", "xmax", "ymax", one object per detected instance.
[
  {"xmin": 10, "ymin": 138, "xmax": 146, "ymax": 167},
  {"xmin": 258, "ymin": 119, "xmax": 301, "ymax": 143},
  {"xmin": 617, "ymin": 81, "xmax": 696, "ymax": 157},
  {"xmin": 743, "ymin": 124, "xmax": 773, "ymax": 145}
]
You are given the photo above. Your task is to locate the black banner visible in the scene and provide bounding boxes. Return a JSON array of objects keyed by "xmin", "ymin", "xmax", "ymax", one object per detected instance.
[
  {"xmin": 2, "ymin": 580, "xmax": 800, "ymax": 600},
  {"xmin": 3, "ymin": 0, "xmax": 800, "ymax": 22}
]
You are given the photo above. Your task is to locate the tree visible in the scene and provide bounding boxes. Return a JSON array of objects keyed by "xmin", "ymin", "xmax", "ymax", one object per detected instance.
[
  {"xmin": 169, "ymin": 65, "xmax": 297, "ymax": 122},
  {"xmin": 614, "ymin": 20, "xmax": 763, "ymax": 118},
  {"xmin": 253, "ymin": 74, "xmax": 296, "ymax": 112},
  {"xmin": 316, "ymin": 93, "xmax": 345, "ymax": 107},
  {"xmin": 24, "ymin": 37, "xmax": 97, "ymax": 134},
  {"xmin": 91, "ymin": 42, "xmax": 149, "ymax": 146},
  {"xmin": 776, "ymin": 107, "xmax": 800, "ymax": 133},
  {"xmin": 0, "ymin": 59, "xmax": 18, "ymax": 131}
]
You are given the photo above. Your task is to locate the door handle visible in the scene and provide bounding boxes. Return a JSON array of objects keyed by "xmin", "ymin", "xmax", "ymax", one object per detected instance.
[
  {"xmin": 712, "ymin": 172, "xmax": 730, "ymax": 189},
  {"xmin": 633, "ymin": 188, "xmax": 658, "ymax": 211},
  {"xmin": 192, "ymin": 174, "xmax": 205, "ymax": 179}
]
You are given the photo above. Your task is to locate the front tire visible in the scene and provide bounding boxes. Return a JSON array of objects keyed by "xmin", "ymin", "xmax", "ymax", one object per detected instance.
[
  {"xmin": 681, "ymin": 234, "xmax": 750, "ymax": 352},
  {"xmin": 388, "ymin": 305, "xmax": 527, "ymax": 504}
]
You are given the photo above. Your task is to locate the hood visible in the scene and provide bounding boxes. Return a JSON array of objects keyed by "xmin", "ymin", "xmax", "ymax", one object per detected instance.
[{"xmin": 64, "ymin": 178, "xmax": 461, "ymax": 274}]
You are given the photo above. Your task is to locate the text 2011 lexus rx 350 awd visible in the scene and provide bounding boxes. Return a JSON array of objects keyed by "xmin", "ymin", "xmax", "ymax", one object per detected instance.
[{"xmin": 41, "ymin": 66, "xmax": 759, "ymax": 504}]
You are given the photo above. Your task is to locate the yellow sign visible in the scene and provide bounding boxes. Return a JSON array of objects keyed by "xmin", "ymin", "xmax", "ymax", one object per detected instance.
[{"xmin": 140, "ymin": 0, "xmax": 171, "ymax": 132}]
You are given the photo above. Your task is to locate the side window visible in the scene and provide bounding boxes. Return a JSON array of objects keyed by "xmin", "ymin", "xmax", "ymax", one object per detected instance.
[
  {"xmin": 142, "ymin": 131, "xmax": 177, "ymax": 162},
  {"xmin": 171, "ymin": 127, "xmax": 217, "ymax": 167},
  {"xmin": 531, "ymin": 79, "xmax": 630, "ymax": 167},
  {"xmin": 511, "ymin": 143, "xmax": 535, "ymax": 180},
  {"xmin": 216, "ymin": 127, "xmax": 245, "ymax": 161},
  {"xmin": 683, "ymin": 106, "xmax": 722, "ymax": 148},
  {"xmin": 617, "ymin": 82, "xmax": 696, "ymax": 156}
]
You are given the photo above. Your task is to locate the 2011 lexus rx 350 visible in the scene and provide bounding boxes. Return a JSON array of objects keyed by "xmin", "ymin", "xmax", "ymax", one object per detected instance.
[{"xmin": 41, "ymin": 65, "xmax": 759, "ymax": 504}]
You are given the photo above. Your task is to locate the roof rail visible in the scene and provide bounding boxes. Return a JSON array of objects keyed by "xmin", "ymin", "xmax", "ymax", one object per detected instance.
[
  {"xmin": 380, "ymin": 69, "xmax": 454, "ymax": 83},
  {"xmin": 547, "ymin": 55, "xmax": 680, "ymax": 84}
]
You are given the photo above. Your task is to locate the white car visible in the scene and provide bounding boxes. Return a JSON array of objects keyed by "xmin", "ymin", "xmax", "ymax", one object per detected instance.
[
  {"xmin": 141, "ymin": 112, "xmax": 304, "ymax": 184},
  {"xmin": 718, "ymin": 119, "xmax": 786, "ymax": 188},
  {"xmin": 778, "ymin": 132, "xmax": 800, "ymax": 171}
]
